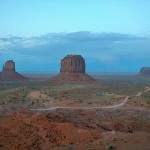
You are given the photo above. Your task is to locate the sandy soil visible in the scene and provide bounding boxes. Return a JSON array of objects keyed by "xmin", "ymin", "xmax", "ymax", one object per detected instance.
[
  {"xmin": 29, "ymin": 87, "xmax": 150, "ymax": 111},
  {"xmin": 0, "ymin": 80, "xmax": 149, "ymax": 150},
  {"xmin": 30, "ymin": 91, "xmax": 48, "ymax": 99},
  {"xmin": 0, "ymin": 107, "xmax": 150, "ymax": 150}
]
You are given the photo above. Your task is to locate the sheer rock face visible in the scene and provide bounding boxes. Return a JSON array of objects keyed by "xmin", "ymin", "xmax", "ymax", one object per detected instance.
[
  {"xmin": 0, "ymin": 60, "xmax": 27, "ymax": 81},
  {"xmin": 3, "ymin": 60, "xmax": 15, "ymax": 71},
  {"xmin": 51, "ymin": 55, "xmax": 96, "ymax": 84},
  {"xmin": 60, "ymin": 55, "xmax": 85, "ymax": 73},
  {"xmin": 140, "ymin": 67, "xmax": 150, "ymax": 76}
]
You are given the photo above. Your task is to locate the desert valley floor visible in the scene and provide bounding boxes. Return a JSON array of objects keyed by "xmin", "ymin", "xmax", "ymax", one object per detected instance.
[{"xmin": 0, "ymin": 75, "xmax": 150, "ymax": 150}]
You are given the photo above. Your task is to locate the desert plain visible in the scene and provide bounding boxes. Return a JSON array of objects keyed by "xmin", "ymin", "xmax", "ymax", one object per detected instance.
[{"xmin": 0, "ymin": 74, "xmax": 150, "ymax": 150}]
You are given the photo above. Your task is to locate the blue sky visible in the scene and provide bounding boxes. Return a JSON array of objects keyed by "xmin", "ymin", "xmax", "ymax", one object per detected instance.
[{"xmin": 0, "ymin": 0, "xmax": 150, "ymax": 72}]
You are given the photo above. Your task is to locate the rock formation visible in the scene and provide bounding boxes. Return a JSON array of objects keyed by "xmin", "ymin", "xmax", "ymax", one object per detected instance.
[
  {"xmin": 140, "ymin": 67, "xmax": 150, "ymax": 76},
  {"xmin": 50, "ymin": 55, "xmax": 96, "ymax": 84},
  {"xmin": 0, "ymin": 60, "xmax": 27, "ymax": 81},
  {"xmin": 60, "ymin": 55, "xmax": 85, "ymax": 73}
]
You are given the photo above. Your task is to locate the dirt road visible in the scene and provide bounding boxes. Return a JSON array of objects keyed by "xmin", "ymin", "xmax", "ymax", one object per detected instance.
[
  {"xmin": 30, "ymin": 87, "xmax": 149, "ymax": 111},
  {"xmin": 101, "ymin": 96, "xmax": 129, "ymax": 109},
  {"xmin": 136, "ymin": 87, "xmax": 150, "ymax": 97},
  {"xmin": 30, "ymin": 96, "xmax": 130, "ymax": 111}
]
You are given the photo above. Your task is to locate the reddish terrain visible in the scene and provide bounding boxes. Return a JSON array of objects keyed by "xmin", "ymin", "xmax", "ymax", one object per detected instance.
[
  {"xmin": 0, "ymin": 76, "xmax": 150, "ymax": 150},
  {"xmin": 0, "ymin": 105, "xmax": 150, "ymax": 150}
]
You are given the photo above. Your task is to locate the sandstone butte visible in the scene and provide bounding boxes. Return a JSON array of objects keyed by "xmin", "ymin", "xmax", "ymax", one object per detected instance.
[
  {"xmin": 0, "ymin": 60, "xmax": 27, "ymax": 81},
  {"xmin": 50, "ymin": 55, "xmax": 97, "ymax": 84},
  {"xmin": 140, "ymin": 67, "xmax": 150, "ymax": 77}
]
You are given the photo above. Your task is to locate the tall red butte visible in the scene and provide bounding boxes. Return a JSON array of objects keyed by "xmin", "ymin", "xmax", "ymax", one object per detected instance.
[
  {"xmin": 50, "ymin": 55, "xmax": 96, "ymax": 84},
  {"xmin": 0, "ymin": 60, "xmax": 27, "ymax": 81}
]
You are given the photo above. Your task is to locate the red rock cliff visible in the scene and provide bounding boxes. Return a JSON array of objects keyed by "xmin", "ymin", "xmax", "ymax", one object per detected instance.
[
  {"xmin": 0, "ymin": 60, "xmax": 27, "ymax": 81},
  {"xmin": 3, "ymin": 60, "xmax": 15, "ymax": 71},
  {"xmin": 60, "ymin": 55, "xmax": 85, "ymax": 73},
  {"xmin": 50, "ymin": 55, "xmax": 96, "ymax": 84}
]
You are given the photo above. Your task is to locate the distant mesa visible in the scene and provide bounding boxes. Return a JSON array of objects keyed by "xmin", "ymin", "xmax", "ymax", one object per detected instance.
[
  {"xmin": 50, "ymin": 55, "xmax": 96, "ymax": 84},
  {"xmin": 60, "ymin": 55, "xmax": 85, "ymax": 73},
  {"xmin": 140, "ymin": 67, "xmax": 150, "ymax": 76},
  {"xmin": 0, "ymin": 60, "xmax": 27, "ymax": 81}
]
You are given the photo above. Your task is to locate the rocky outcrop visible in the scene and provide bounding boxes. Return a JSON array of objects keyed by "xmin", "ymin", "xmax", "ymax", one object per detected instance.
[
  {"xmin": 60, "ymin": 55, "xmax": 85, "ymax": 73},
  {"xmin": 0, "ymin": 60, "xmax": 27, "ymax": 81},
  {"xmin": 3, "ymin": 60, "xmax": 16, "ymax": 71},
  {"xmin": 140, "ymin": 67, "xmax": 150, "ymax": 76},
  {"xmin": 50, "ymin": 55, "xmax": 96, "ymax": 84}
]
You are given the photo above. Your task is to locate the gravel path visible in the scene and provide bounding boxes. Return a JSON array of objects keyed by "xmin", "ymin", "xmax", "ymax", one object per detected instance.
[
  {"xmin": 30, "ymin": 96, "xmax": 129, "ymax": 111},
  {"xmin": 30, "ymin": 87, "xmax": 150, "ymax": 111}
]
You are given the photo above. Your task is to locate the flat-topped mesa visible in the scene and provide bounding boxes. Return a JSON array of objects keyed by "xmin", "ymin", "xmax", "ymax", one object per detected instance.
[
  {"xmin": 50, "ymin": 54, "xmax": 96, "ymax": 84},
  {"xmin": 60, "ymin": 55, "xmax": 85, "ymax": 73},
  {"xmin": 140, "ymin": 67, "xmax": 150, "ymax": 76},
  {"xmin": 0, "ymin": 60, "xmax": 27, "ymax": 81}
]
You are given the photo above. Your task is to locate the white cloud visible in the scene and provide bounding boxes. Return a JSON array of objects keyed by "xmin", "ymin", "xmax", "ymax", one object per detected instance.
[
  {"xmin": 20, "ymin": 38, "xmax": 49, "ymax": 48},
  {"xmin": 97, "ymin": 54, "xmax": 116, "ymax": 62},
  {"xmin": 87, "ymin": 54, "xmax": 116, "ymax": 63},
  {"xmin": 0, "ymin": 31, "xmax": 149, "ymax": 70},
  {"xmin": 0, "ymin": 41, "xmax": 14, "ymax": 50}
]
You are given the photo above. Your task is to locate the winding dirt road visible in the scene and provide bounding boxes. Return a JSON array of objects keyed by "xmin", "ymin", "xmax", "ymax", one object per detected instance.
[
  {"xmin": 101, "ymin": 96, "xmax": 129, "ymax": 109},
  {"xmin": 30, "ymin": 87, "xmax": 150, "ymax": 111},
  {"xmin": 30, "ymin": 96, "xmax": 130, "ymax": 111},
  {"xmin": 0, "ymin": 88, "xmax": 146, "ymax": 112}
]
